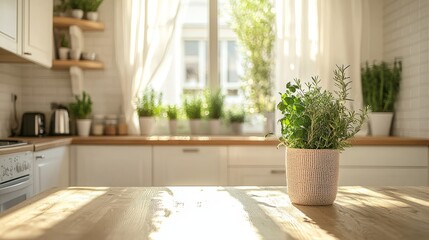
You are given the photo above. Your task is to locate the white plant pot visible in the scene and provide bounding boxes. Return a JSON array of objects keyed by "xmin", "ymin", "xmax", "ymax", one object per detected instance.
[
  {"xmin": 286, "ymin": 148, "xmax": 339, "ymax": 205},
  {"xmin": 76, "ymin": 119, "xmax": 91, "ymax": 137},
  {"xmin": 58, "ymin": 47, "xmax": 69, "ymax": 60},
  {"xmin": 139, "ymin": 117, "xmax": 155, "ymax": 135},
  {"xmin": 369, "ymin": 112, "xmax": 393, "ymax": 136},
  {"xmin": 86, "ymin": 11, "xmax": 99, "ymax": 21},
  {"xmin": 209, "ymin": 119, "xmax": 221, "ymax": 135},
  {"xmin": 71, "ymin": 9, "xmax": 84, "ymax": 19},
  {"xmin": 169, "ymin": 120, "xmax": 177, "ymax": 136},
  {"xmin": 264, "ymin": 112, "xmax": 275, "ymax": 134},
  {"xmin": 189, "ymin": 119, "xmax": 201, "ymax": 135},
  {"xmin": 231, "ymin": 122, "xmax": 243, "ymax": 135}
]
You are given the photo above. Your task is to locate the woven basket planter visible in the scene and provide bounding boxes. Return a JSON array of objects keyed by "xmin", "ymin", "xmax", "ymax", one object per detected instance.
[{"xmin": 286, "ymin": 148, "xmax": 340, "ymax": 205}]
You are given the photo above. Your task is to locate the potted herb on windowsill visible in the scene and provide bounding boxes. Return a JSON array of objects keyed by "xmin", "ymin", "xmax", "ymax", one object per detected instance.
[
  {"xmin": 277, "ymin": 65, "xmax": 367, "ymax": 205},
  {"xmin": 361, "ymin": 60, "xmax": 402, "ymax": 136},
  {"xmin": 58, "ymin": 33, "xmax": 70, "ymax": 60},
  {"xmin": 184, "ymin": 95, "xmax": 203, "ymax": 135},
  {"xmin": 83, "ymin": 0, "xmax": 104, "ymax": 21},
  {"xmin": 136, "ymin": 88, "xmax": 162, "ymax": 136},
  {"xmin": 69, "ymin": 91, "xmax": 93, "ymax": 137},
  {"xmin": 228, "ymin": 107, "xmax": 245, "ymax": 135},
  {"xmin": 166, "ymin": 105, "xmax": 179, "ymax": 136},
  {"xmin": 205, "ymin": 89, "xmax": 225, "ymax": 135}
]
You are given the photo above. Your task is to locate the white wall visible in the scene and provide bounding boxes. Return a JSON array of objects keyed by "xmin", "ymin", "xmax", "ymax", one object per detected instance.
[
  {"xmin": 383, "ymin": 0, "xmax": 429, "ymax": 137},
  {"xmin": 20, "ymin": 0, "xmax": 121, "ymax": 123}
]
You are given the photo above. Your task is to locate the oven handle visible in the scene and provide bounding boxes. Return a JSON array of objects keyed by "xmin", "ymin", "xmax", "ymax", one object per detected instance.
[{"xmin": 0, "ymin": 175, "xmax": 31, "ymax": 195}]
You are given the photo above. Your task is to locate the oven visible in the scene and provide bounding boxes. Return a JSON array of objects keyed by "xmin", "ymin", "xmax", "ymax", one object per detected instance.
[{"xmin": 0, "ymin": 150, "xmax": 33, "ymax": 213}]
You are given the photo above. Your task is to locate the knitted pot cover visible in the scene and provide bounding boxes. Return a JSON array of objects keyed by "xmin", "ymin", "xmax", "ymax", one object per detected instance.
[{"xmin": 286, "ymin": 148, "xmax": 340, "ymax": 205}]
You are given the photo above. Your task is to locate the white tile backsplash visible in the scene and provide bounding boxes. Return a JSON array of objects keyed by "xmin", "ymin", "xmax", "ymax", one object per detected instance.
[
  {"xmin": 0, "ymin": 64, "xmax": 22, "ymax": 138},
  {"xmin": 384, "ymin": 0, "xmax": 429, "ymax": 137}
]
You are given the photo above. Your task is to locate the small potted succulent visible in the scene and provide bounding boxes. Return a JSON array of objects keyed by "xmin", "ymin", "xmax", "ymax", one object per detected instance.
[
  {"xmin": 166, "ymin": 105, "xmax": 179, "ymax": 135},
  {"xmin": 58, "ymin": 33, "xmax": 70, "ymax": 60},
  {"xmin": 69, "ymin": 0, "xmax": 85, "ymax": 19},
  {"xmin": 136, "ymin": 88, "xmax": 162, "ymax": 135},
  {"xmin": 83, "ymin": 0, "xmax": 104, "ymax": 21},
  {"xmin": 184, "ymin": 95, "xmax": 203, "ymax": 135},
  {"xmin": 228, "ymin": 107, "xmax": 245, "ymax": 135},
  {"xmin": 277, "ymin": 65, "xmax": 367, "ymax": 205},
  {"xmin": 69, "ymin": 91, "xmax": 93, "ymax": 137},
  {"xmin": 205, "ymin": 89, "xmax": 225, "ymax": 135}
]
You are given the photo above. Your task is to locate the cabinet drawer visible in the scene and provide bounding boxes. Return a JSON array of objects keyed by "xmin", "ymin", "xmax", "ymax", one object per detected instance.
[
  {"xmin": 228, "ymin": 146, "xmax": 285, "ymax": 166},
  {"xmin": 228, "ymin": 167, "xmax": 286, "ymax": 186},
  {"xmin": 153, "ymin": 146, "xmax": 227, "ymax": 186},
  {"xmin": 339, "ymin": 167, "xmax": 428, "ymax": 186},
  {"xmin": 340, "ymin": 146, "xmax": 428, "ymax": 167}
]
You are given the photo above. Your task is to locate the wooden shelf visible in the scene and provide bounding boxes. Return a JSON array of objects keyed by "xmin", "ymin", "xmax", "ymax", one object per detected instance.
[
  {"xmin": 52, "ymin": 60, "xmax": 104, "ymax": 70},
  {"xmin": 53, "ymin": 16, "xmax": 104, "ymax": 31}
]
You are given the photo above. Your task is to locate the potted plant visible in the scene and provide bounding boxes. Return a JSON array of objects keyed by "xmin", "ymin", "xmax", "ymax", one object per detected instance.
[
  {"xmin": 58, "ymin": 33, "xmax": 70, "ymax": 60},
  {"xmin": 205, "ymin": 89, "xmax": 225, "ymax": 135},
  {"xmin": 136, "ymin": 88, "xmax": 162, "ymax": 135},
  {"xmin": 166, "ymin": 105, "xmax": 179, "ymax": 136},
  {"xmin": 69, "ymin": 91, "xmax": 93, "ymax": 137},
  {"xmin": 69, "ymin": 0, "xmax": 84, "ymax": 19},
  {"xmin": 184, "ymin": 95, "xmax": 203, "ymax": 135},
  {"xmin": 83, "ymin": 0, "xmax": 104, "ymax": 21},
  {"xmin": 361, "ymin": 60, "xmax": 402, "ymax": 136},
  {"xmin": 228, "ymin": 107, "xmax": 245, "ymax": 135},
  {"xmin": 277, "ymin": 65, "xmax": 367, "ymax": 205},
  {"xmin": 54, "ymin": 0, "xmax": 69, "ymax": 17}
]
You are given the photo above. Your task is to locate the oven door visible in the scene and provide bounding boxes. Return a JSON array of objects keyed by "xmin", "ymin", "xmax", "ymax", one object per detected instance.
[{"xmin": 0, "ymin": 175, "xmax": 33, "ymax": 213}]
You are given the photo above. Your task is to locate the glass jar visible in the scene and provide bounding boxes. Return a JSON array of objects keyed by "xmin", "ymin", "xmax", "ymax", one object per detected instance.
[
  {"xmin": 104, "ymin": 114, "xmax": 117, "ymax": 136},
  {"xmin": 117, "ymin": 115, "xmax": 128, "ymax": 135},
  {"xmin": 92, "ymin": 114, "xmax": 104, "ymax": 136}
]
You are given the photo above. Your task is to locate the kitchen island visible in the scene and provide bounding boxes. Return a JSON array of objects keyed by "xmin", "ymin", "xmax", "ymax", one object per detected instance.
[{"xmin": 0, "ymin": 186, "xmax": 428, "ymax": 239}]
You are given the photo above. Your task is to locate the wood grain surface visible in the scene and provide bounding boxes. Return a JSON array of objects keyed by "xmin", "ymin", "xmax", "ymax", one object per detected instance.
[{"xmin": 0, "ymin": 186, "xmax": 428, "ymax": 240}]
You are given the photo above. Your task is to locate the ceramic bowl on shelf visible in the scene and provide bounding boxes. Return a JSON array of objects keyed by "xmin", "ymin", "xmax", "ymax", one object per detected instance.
[{"xmin": 82, "ymin": 52, "xmax": 96, "ymax": 61}]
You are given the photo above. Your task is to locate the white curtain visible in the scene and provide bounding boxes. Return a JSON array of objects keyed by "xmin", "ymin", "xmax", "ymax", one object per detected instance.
[
  {"xmin": 275, "ymin": 0, "xmax": 367, "ymax": 134},
  {"xmin": 114, "ymin": 0, "xmax": 181, "ymax": 134}
]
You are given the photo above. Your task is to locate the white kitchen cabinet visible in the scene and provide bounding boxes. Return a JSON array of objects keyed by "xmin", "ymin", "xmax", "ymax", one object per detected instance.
[
  {"xmin": 0, "ymin": 0, "xmax": 21, "ymax": 54},
  {"xmin": 0, "ymin": 0, "xmax": 52, "ymax": 67},
  {"xmin": 228, "ymin": 146, "xmax": 286, "ymax": 186},
  {"xmin": 339, "ymin": 146, "xmax": 429, "ymax": 186},
  {"xmin": 71, "ymin": 146, "xmax": 152, "ymax": 187},
  {"xmin": 33, "ymin": 146, "xmax": 69, "ymax": 195},
  {"xmin": 153, "ymin": 146, "xmax": 228, "ymax": 186}
]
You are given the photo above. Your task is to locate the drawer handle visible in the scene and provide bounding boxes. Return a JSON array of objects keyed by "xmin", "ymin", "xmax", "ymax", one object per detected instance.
[
  {"xmin": 24, "ymin": 52, "xmax": 32, "ymax": 55},
  {"xmin": 270, "ymin": 170, "xmax": 285, "ymax": 174},
  {"xmin": 35, "ymin": 155, "xmax": 45, "ymax": 160},
  {"xmin": 182, "ymin": 148, "xmax": 200, "ymax": 153}
]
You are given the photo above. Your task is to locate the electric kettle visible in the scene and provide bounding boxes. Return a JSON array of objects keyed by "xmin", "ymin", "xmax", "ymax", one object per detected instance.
[{"xmin": 49, "ymin": 104, "xmax": 70, "ymax": 135}]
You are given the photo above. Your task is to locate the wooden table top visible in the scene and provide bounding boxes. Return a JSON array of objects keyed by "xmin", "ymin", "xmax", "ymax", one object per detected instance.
[{"xmin": 0, "ymin": 186, "xmax": 428, "ymax": 240}]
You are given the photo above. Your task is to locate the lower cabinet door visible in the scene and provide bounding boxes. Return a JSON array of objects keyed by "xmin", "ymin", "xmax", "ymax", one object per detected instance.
[
  {"xmin": 153, "ymin": 146, "xmax": 228, "ymax": 186},
  {"xmin": 71, "ymin": 146, "xmax": 152, "ymax": 187},
  {"xmin": 33, "ymin": 146, "xmax": 69, "ymax": 195},
  {"xmin": 339, "ymin": 168, "xmax": 428, "ymax": 186},
  {"xmin": 228, "ymin": 167, "xmax": 286, "ymax": 186}
]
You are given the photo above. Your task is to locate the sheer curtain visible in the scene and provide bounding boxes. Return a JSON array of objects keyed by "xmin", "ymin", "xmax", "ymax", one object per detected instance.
[
  {"xmin": 114, "ymin": 0, "xmax": 181, "ymax": 134},
  {"xmin": 275, "ymin": 0, "xmax": 366, "ymax": 134}
]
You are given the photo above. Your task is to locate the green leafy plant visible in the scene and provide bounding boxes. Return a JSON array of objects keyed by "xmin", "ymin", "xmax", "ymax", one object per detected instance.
[
  {"xmin": 205, "ymin": 89, "xmax": 225, "ymax": 119},
  {"xmin": 83, "ymin": 0, "xmax": 104, "ymax": 12},
  {"xmin": 228, "ymin": 107, "xmax": 245, "ymax": 123},
  {"xmin": 69, "ymin": 91, "xmax": 93, "ymax": 119},
  {"xmin": 54, "ymin": 0, "xmax": 70, "ymax": 14},
  {"xmin": 166, "ymin": 105, "xmax": 178, "ymax": 120},
  {"xmin": 60, "ymin": 33, "xmax": 69, "ymax": 48},
  {"xmin": 277, "ymin": 65, "xmax": 367, "ymax": 150},
  {"xmin": 69, "ymin": 0, "xmax": 85, "ymax": 9},
  {"xmin": 361, "ymin": 60, "xmax": 402, "ymax": 112},
  {"xmin": 136, "ymin": 88, "xmax": 162, "ymax": 117},
  {"xmin": 229, "ymin": 0, "xmax": 275, "ymax": 113},
  {"xmin": 184, "ymin": 96, "xmax": 202, "ymax": 120}
]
